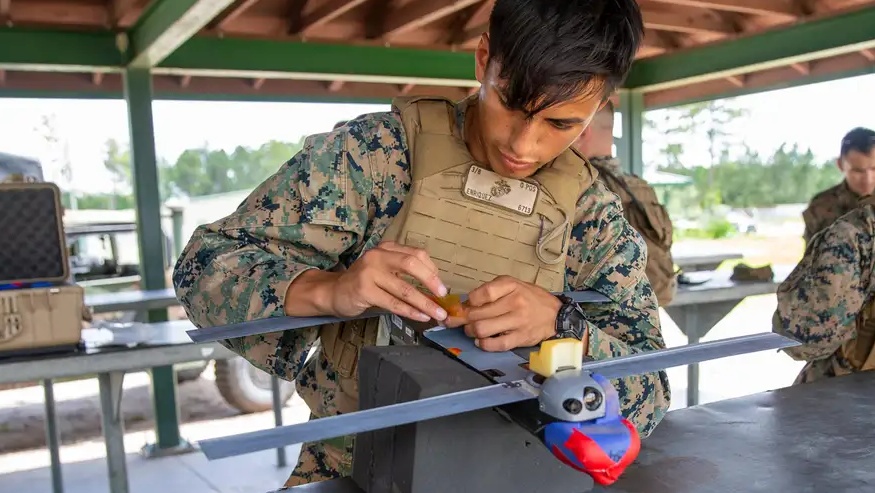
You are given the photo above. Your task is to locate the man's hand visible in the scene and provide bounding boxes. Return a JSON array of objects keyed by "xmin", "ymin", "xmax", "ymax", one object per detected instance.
[
  {"xmin": 328, "ymin": 241, "xmax": 449, "ymax": 322},
  {"xmin": 461, "ymin": 275, "xmax": 562, "ymax": 352}
]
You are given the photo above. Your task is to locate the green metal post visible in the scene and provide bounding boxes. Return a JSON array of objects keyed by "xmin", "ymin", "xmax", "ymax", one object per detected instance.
[
  {"xmin": 123, "ymin": 67, "xmax": 194, "ymax": 457},
  {"xmin": 616, "ymin": 89, "xmax": 645, "ymax": 176},
  {"xmin": 169, "ymin": 205, "xmax": 184, "ymax": 258}
]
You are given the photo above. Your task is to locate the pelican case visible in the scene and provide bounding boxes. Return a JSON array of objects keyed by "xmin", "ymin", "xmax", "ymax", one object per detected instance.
[
  {"xmin": 0, "ymin": 181, "xmax": 70, "ymax": 284},
  {"xmin": 0, "ymin": 284, "xmax": 84, "ymax": 356}
]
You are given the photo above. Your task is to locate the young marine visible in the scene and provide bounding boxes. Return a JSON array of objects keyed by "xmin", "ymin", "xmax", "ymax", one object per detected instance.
[
  {"xmin": 774, "ymin": 193, "xmax": 875, "ymax": 384},
  {"xmin": 173, "ymin": 0, "xmax": 671, "ymax": 486}
]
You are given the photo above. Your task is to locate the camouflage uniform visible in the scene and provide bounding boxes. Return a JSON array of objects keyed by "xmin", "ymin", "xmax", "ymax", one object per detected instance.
[
  {"xmin": 802, "ymin": 181, "xmax": 861, "ymax": 244},
  {"xmin": 773, "ymin": 196, "xmax": 875, "ymax": 384},
  {"xmin": 588, "ymin": 156, "xmax": 677, "ymax": 307},
  {"xmin": 173, "ymin": 101, "xmax": 672, "ymax": 486}
]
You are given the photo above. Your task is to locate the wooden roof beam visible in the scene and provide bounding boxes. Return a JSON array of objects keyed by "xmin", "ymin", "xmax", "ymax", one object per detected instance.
[
  {"xmin": 640, "ymin": 7, "xmax": 738, "ymax": 36},
  {"xmin": 647, "ymin": 0, "xmax": 800, "ymax": 20},
  {"xmin": 298, "ymin": 0, "xmax": 370, "ymax": 37},
  {"xmin": 382, "ymin": 0, "xmax": 482, "ymax": 41},
  {"xmin": 0, "ymin": 0, "xmax": 10, "ymax": 25},
  {"xmin": 110, "ymin": 0, "xmax": 141, "ymax": 27},
  {"xmin": 790, "ymin": 62, "xmax": 810, "ymax": 74},
  {"xmin": 465, "ymin": 0, "xmax": 493, "ymax": 29},
  {"xmin": 127, "ymin": 0, "xmax": 237, "ymax": 68},
  {"xmin": 210, "ymin": 0, "xmax": 261, "ymax": 31}
]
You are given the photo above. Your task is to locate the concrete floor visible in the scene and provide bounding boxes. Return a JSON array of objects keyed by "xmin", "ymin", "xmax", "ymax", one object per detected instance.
[{"xmin": 0, "ymin": 293, "xmax": 806, "ymax": 493}]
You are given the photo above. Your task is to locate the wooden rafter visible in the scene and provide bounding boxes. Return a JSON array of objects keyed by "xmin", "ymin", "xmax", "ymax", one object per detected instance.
[
  {"xmin": 210, "ymin": 0, "xmax": 261, "ymax": 31},
  {"xmin": 0, "ymin": 0, "xmax": 10, "ymax": 25},
  {"xmin": 640, "ymin": 6, "xmax": 739, "ymax": 36},
  {"xmin": 297, "ymin": 0, "xmax": 370, "ymax": 37},
  {"xmin": 381, "ymin": 0, "xmax": 482, "ymax": 41},
  {"xmin": 109, "ymin": 0, "xmax": 139, "ymax": 27},
  {"xmin": 646, "ymin": 0, "xmax": 801, "ymax": 19}
]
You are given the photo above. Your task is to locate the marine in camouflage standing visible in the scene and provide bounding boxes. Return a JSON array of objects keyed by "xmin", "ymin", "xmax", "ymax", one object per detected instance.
[
  {"xmin": 172, "ymin": 0, "xmax": 671, "ymax": 487},
  {"xmin": 773, "ymin": 193, "xmax": 875, "ymax": 384},
  {"xmin": 572, "ymin": 101, "xmax": 677, "ymax": 306},
  {"xmin": 802, "ymin": 127, "xmax": 875, "ymax": 244}
]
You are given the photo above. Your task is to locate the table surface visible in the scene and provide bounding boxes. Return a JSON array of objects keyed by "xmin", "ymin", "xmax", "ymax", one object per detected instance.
[
  {"xmin": 0, "ymin": 320, "xmax": 231, "ymax": 384},
  {"xmin": 594, "ymin": 371, "xmax": 875, "ymax": 492},
  {"xmin": 674, "ymin": 252, "xmax": 743, "ymax": 269},
  {"xmin": 85, "ymin": 288, "xmax": 179, "ymax": 313},
  {"xmin": 277, "ymin": 371, "xmax": 875, "ymax": 493},
  {"xmin": 670, "ymin": 265, "xmax": 794, "ymax": 306}
]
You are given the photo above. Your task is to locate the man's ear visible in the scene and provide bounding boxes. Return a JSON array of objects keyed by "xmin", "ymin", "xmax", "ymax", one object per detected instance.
[{"xmin": 474, "ymin": 33, "xmax": 490, "ymax": 83}]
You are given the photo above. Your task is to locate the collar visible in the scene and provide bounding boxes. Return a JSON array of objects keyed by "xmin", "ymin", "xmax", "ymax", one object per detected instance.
[
  {"xmin": 453, "ymin": 94, "xmax": 477, "ymax": 140},
  {"xmin": 842, "ymin": 180, "xmax": 864, "ymax": 199}
]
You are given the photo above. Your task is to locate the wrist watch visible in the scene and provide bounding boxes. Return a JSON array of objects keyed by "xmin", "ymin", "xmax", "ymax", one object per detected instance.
[{"xmin": 553, "ymin": 294, "xmax": 587, "ymax": 340}]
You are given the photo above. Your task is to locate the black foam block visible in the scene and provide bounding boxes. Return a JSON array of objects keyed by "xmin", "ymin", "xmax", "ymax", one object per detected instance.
[{"xmin": 352, "ymin": 344, "xmax": 593, "ymax": 493}]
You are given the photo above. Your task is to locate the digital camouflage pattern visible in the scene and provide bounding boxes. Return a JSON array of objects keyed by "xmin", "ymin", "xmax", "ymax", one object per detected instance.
[
  {"xmin": 802, "ymin": 181, "xmax": 861, "ymax": 244},
  {"xmin": 589, "ymin": 156, "xmax": 677, "ymax": 307},
  {"xmin": 773, "ymin": 198, "xmax": 875, "ymax": 384},
  {"xmin": 173, "ymin": 106, "xmax": 671, "ymax": 486}
]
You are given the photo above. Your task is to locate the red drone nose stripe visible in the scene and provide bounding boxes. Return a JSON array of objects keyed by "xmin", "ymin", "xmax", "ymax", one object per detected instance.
[{"xmin": 548, "ymin": 418, "xmax": 641, "ymax": 486}]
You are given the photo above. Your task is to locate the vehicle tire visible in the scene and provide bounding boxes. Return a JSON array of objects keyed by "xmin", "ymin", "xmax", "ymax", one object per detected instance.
[
  {"xmin": 175, "ymin": 362, "xmax": 208, "ymax": 383},
  {"xmin": 214, "ymin": 356, "xmax": 296, "ymax": 414}
]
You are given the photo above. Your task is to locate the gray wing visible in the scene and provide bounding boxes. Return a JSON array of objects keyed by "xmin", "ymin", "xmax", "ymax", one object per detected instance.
[
  {"xmin": 198, "ymin": 381, "xmax": 538, "ymax": 460},
  {"xmin": 584, "ymin": 332, "xmax": 800, "ymax": 379}
]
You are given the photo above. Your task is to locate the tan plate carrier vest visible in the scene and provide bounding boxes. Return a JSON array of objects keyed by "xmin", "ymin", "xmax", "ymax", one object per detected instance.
[
  {"xmin": 315, "ymin": 95, "xmax": 598, "ymax": 415},
  {"xmin": 838, "ymin": 195, "xmax": 875, "ymax": 374},
  {"xmin": 839, "ymin": 300, "xmax": 875, "ymax": 373}
]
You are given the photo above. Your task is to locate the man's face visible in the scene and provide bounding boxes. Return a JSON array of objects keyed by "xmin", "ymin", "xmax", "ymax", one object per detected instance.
[
  {"xmin": 839, "ymin": 149, "xmax": 875, "ymax": 196},
  {"xmin": 472, "ymin": 37, "xmax": 605, "ymax": 179}
]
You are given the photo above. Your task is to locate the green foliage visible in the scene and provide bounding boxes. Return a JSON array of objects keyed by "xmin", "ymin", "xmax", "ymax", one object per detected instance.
[
  {"xmin": 72, "ymin": 96, "xmax": 845, "ymax": 214},
  {"xmin": 644, "ymin": 97, "xmax": 844, "ymax": 218},
  {"xmin": 85, "ymin": 137, "xmax": 306, "ymax": 209}
]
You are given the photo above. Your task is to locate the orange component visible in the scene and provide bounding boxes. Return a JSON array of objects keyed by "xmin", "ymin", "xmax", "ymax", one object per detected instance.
[
  {"xmin": 447, "ymin": 347, "xmax": 462, "ymax": 356},
  {"xmin": 427, "ymin": 292, "xmax": 467, "ymax": 317}
]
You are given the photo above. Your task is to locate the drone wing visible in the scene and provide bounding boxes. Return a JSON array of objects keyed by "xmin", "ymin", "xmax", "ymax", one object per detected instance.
[
  {"xmin": 199, "ymin": 381, "xmax": 537, "ymax": 460},
  {"xmin": 196, "ymin": 332, "xmax": 799, "ymax": 460}
]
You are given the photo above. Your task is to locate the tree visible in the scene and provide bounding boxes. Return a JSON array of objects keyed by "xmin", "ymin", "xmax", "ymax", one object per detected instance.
[
  {"xmin": 645, "ymin": 98, "xmax": 749, "ymax": 211},
  {"xmin": 103, "ymin": 138, "xmax": 132, "ymax": 207},
  {"xmin": 35, "ymin": 113, "xmax": 77, "ymax": 208}
]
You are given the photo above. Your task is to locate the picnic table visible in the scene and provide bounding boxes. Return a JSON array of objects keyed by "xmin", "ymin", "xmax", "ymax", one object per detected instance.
[
  {"xmin": 0, "ymin": 321, "xmax": 232, "ymax": 493},
  {"xmin": 673, "ymin": 252, "xmax": 743, "ymax": 273},
  {"xmin": 665, "ymin": 266, "xmax": 791, "ymax": 406}
]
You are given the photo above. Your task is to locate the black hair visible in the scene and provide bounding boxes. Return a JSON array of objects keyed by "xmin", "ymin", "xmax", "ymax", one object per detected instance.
[
  {"xmin": 487, "ymin": 0, "xmax": 643, "ymax": 116},
  {"xmin": 840, "ymin": 127, "xmax": 875, "ymax": 156}
]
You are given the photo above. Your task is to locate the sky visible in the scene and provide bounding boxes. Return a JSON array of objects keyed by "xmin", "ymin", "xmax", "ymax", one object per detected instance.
[{"xmin": 0, "ymin": 72, "xmax": 873, "ymax": 192}]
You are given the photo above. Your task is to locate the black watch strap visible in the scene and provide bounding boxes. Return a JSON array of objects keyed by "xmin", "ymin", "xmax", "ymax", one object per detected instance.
[{"xmin": 554, "ymin": 294, "xmax": 587, "ymax": 340}]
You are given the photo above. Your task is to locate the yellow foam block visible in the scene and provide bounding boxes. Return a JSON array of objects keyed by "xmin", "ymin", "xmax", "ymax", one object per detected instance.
[{"xmin": 528, "ymin": 338, "xmax": 584, "ymax": 377}]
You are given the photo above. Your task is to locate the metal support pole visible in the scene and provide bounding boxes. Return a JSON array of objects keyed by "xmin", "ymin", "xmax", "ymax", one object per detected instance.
[
  {"xmin": 98, "ymin": 371, "xmax": 129, "ymax": 493},
  {"xmin": 169, "ymin": 205, "xmax": 184, "ymax": 258},
  {"xmin": 123, "ymin": 66, "xmax": 193, "ymax": 457},
  {"xmin": 42, "ymin": 379, "xmax": 64, "ymax": 493},
  {"xmin": 616, "ymin": 89, "xmax": 645, "ymax": 177},
  {"xmin": 271, "ymin": 376, "xmax": 287, "ymax": 467}
]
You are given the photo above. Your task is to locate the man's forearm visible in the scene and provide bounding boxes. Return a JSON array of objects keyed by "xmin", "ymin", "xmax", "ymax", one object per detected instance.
[{"xmin": 284, "ymin": 269, "xmax": 342, "ymax": 317}]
